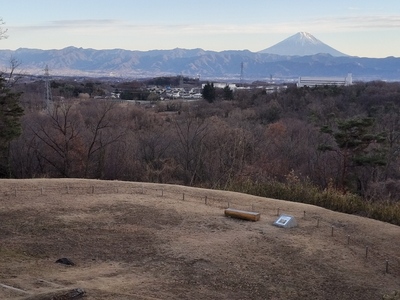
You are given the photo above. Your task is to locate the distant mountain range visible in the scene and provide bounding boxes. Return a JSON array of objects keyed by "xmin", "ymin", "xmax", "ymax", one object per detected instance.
[{"xmin": 0, "ymin": 32, "xmax": 399, "ymax": 81}]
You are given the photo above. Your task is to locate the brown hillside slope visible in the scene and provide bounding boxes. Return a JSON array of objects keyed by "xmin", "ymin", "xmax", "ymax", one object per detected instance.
[{"xmin": 0, "ymin": 179, "xmax": 399, "ymax": 299}]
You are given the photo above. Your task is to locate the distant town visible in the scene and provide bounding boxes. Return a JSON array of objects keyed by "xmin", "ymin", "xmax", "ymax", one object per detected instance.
[{"xmin": 9, "ymin": 70, "xmax": 357, "ymax": 106}]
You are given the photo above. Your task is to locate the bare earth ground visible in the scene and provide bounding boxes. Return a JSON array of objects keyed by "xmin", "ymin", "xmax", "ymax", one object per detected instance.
[{"xmin": 0, "ymin": 179, "xmax": 399, "ymax": 300}]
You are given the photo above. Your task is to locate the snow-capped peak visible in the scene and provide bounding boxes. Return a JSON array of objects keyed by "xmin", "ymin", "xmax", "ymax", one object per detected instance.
[
  {"xmin": 299, "ymin": 32, "xmax": 314, "ymax": 40},
  {"xmin": 290, "ymin": 32, "xmax": 321, "ymax": 46},
  {"xmin": 258, "ymin": 32, "xmax": 348, "ymax": 57}
]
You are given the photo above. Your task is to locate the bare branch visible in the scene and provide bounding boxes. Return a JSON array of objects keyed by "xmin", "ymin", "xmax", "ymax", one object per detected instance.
[
  {"xmin": 3, "ymin": 57, "xmax": 23, "ymax": 86},
  {"xmin": 0, "ymin": 18, "xmax": 8, "ymax": 40}
]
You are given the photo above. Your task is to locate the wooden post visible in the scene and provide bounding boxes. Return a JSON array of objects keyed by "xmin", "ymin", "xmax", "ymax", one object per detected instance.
[
  {"xmin": 161, "ymin": 188, "xmax": 164, "ymax": 197},
  {"xmin": 66, "ymin": 185, "xmax": 69, "ymax": 194},
  {"xmin": 205, "ymin": 196, "xmax": 208, "ymax": 205},
  {"xmin": 331, "ymin": 225, "xmax": 334, "ymax": 237},
  {"xmin": 365, "ymin": 246, "xmax": 369, "ymax": 259},
  {"xmin": 277, "ymin": 208, "xmax": 280, "ymax": 216},
  {"xmin": 182, "ymin": 193, "xmax": 185, "ymax": 200},
  {"xmin": 303, "ymin": 210, "xmax": 306, "ymax": 218}
]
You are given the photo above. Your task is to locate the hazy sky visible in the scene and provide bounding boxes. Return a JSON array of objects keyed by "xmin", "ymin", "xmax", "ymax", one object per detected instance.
[{"xmin": 1, "ymin": 0, "xmax": 399, "ymax": 58}]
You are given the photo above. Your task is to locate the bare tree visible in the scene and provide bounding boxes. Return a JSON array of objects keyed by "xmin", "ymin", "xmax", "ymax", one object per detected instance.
[
  {"xmin": 173, "ymin": 112, "xmax": 208, "ymax": 185},
  {"xmin": 3, "ymin": 57, "xmax": 23, "ymax": 86},
  {"xmin": 137, "ymin": 124, "xmax": 175, "ymax": 183},
  {"xmin": 202, "ymin": 117, "xmax": 251, "ymax": 188},
  {"xmin": 80, "ymin": 100, "xmax": 126, "ymax": 178},
  {"xmin": 0, "ymin": 19, "xmax": 24, "ymax": 85},
  {"xmin": 0, "ymin": 18, "xmax": 8, "ymax": 40},
  {"xmin": 29, "ymin": 101, "xmax": 85, "ymax": 177}
]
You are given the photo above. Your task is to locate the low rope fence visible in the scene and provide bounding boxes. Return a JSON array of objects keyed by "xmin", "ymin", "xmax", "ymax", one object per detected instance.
[{"xmin": 2, "ymin": 182, "xmax": 399, "ymax": 277}]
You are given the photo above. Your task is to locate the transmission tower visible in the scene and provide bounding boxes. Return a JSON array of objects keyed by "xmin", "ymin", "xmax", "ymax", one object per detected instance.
[
  {"xmin": 44, "ymin": 65, "xmax": 52, "ymax": 110},
  {"xmin": 240, "ymin": 62, "xmax": 244, "ymax": 85}
]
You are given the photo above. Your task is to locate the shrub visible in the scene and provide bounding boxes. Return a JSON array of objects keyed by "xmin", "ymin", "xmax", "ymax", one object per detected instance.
[{"xmin": 227, "ymin": 174, "xmax": 400, "ymax": 226}]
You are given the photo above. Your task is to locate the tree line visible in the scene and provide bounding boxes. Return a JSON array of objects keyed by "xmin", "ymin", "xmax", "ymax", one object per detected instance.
[{"xmin": 3, "ymin": 78, "xmax": 400, "ymax": 206}]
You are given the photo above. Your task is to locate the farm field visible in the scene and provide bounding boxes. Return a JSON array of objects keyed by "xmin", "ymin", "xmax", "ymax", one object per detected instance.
[{"xmin": 0, "ymin": 179, "xmax": 399, "ymax": 299}]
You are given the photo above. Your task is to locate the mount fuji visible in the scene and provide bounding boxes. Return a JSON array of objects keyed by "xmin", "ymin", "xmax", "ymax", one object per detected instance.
[{"xmin": 259, "ymin": 32, "xmax": 348, "ymax": 57}]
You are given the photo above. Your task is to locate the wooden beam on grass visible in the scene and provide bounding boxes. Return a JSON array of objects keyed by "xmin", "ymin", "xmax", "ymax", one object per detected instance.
[{"xmin": 224, "ymin": 208, "xmax": 260, "ymax": 222}]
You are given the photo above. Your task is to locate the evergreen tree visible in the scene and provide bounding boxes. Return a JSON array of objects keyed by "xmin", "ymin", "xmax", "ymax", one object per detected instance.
[
  {"xmin": 223, "ymin": 85, "xmax": 234, "ymax": 100},
  {"xmin": 319, "ymin": 117, "xmax": 386, "ymax": 194},
  {"xmin": 202, "ymin": 82, "xmax": 216, "ymax": 103},
  {"xmin": 0, "ymin": 76, "xmax": 24, "ymax": 177}
]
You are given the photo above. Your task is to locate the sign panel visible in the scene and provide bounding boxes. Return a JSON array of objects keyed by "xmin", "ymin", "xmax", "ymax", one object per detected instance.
[{"xmin": 273, "ymin": 214, "xmax": 297, "ymax": 228}]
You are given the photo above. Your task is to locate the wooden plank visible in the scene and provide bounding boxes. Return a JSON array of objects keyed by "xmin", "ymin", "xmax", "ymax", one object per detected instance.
[{"xmin": 224, "ymin": 208, "xmax": 260, "ymax": 222}]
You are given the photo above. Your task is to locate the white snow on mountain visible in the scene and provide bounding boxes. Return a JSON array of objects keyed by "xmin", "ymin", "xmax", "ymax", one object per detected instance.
[{"xmin": 259, "ymin": 32, "xmax": 348, "ymax": 57}]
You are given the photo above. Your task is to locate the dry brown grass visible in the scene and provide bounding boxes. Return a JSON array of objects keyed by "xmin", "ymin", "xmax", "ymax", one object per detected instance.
[{"xmin": 0, "ymin": 178, "xmax": 399, "ymax": 299}]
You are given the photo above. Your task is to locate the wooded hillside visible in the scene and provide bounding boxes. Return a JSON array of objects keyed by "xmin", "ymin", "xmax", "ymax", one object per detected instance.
[{"xmin": 4, "ymin": 79, "xmax": 400, "ymax": 222}]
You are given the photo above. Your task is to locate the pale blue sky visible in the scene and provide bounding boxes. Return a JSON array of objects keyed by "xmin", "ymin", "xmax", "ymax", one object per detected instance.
[{"xmin": 1, "ymin": 0, "xmax": 399, "ymax": 57}]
